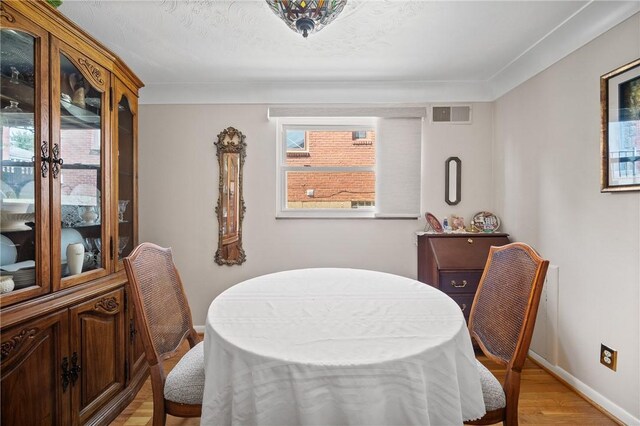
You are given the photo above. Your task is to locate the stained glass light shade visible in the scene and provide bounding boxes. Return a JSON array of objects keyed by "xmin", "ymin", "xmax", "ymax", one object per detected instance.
[{"xmin": 266, "ymin": 0, "xmax": 348, "ymax": 38}]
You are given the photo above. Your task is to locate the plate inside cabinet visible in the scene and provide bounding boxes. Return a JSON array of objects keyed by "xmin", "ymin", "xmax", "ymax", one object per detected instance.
[
  {"xmin": 425, "ymin": 212, "xmax": 443, "ymax": 233},
  {"xmin": 60, "ymin": 100, "xmax": 100, "ymax": 124},
  {"xmin": 472, "ymin": 211, "xmax": 500, "ymax": 232},
  {"xmin": 0, "ymin": 234, "xmax": 17, "ymax": 266}
]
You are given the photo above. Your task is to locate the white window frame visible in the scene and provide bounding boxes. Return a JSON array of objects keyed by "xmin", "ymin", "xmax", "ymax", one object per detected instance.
[{"xmin": 276, "ymin": 117, "xmax": 376, "ymax": 218}]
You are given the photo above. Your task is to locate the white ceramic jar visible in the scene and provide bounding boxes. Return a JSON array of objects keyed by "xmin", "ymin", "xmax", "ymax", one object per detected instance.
[{"xmin": 66, "ymin": 242, "xmax": 85, "ymax": 275}]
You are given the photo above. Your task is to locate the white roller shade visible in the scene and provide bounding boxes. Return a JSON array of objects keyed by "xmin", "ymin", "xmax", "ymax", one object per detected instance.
[{"xmin": 375, "ymin": 118, "xmax": 422, "ymax": 218}]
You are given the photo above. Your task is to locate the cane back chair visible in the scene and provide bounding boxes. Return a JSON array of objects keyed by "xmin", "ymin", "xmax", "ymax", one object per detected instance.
[
  {"xmin": 465, "ymin": 242, "xmax": 549, "ymax": 426},
  {"xmin": 124, "ymin": 243, "xmax": 204, "ymax": 425}
]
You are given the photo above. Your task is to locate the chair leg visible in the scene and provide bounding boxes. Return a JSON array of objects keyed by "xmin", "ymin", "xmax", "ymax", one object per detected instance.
[
  {"xmin": 504, "ymin": 404, "xmax": 519, "ymax": 426},
  {"xmin": 150, "ymin": 366, "xmax": 167, "ymax": 426},
  {"xmin": 152, "ymin": 406, "xmax": 166, "ymax": 426},
  {"xmin": 503, "ymin": 369, "xmax": 522, "ymax": 426}
]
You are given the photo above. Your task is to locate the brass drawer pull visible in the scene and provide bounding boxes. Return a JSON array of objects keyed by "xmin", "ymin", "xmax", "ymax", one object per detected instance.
[
  {"xmin": 460, "ymin": 303, "xmax": 467, "ymax": 312},
  {"xmin": 451, "ymin": 279, "xmax": 468, "ymax": 288}
]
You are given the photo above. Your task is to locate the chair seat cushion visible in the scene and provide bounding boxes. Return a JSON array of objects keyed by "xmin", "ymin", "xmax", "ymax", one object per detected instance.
[
  {"xmin": 164, "ymin": 341, "xmax": 205, "ymax": 405},
  {"xmin": 476, "ymin": 359, "xmax": 506, "ymax": 411}
]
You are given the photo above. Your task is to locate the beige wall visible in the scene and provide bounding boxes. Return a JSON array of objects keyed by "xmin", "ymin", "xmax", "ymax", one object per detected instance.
[
  {"xmin": 494, "ymin": 13, "xmax": 640, "ymax": 421},
  {"xmin": 138, "ymin": 103, "xmax": 495, "ymax": 327},
  {"xmin": 138, "ymin": 15, "xmax": 640, "ymax": 418},
  {"xmin": 423, "ymin": 103, "xmax": 496, "ymax": 223}
]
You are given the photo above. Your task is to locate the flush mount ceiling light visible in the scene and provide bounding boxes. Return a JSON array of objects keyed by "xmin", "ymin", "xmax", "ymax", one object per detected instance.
[{"xmin": 266, "ymin": 0, "xmax": 348, "ymax": 38}]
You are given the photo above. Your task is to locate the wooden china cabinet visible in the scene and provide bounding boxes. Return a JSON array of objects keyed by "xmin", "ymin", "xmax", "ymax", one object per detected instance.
[{"xmin": 0, "ymin": 1, "xmax": 146, "ymax": 424}]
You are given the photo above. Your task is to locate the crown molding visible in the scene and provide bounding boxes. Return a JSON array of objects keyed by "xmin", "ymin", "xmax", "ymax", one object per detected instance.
[
  {"xmin": 138, "ymin": 80, "xmax": 493, "ymax": 105},
  {"xmin": 488, "ymin": 1, "xmax": 640, "ymax": 100},
  {"xmin": 138, "ymin": 3, "xmax": 640, "ymax": 105}
]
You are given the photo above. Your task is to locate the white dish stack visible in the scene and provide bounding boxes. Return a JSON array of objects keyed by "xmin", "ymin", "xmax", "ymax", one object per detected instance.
[{"xmin": 0, "ymin": 260, "xmax": 36, "ymax": 289}]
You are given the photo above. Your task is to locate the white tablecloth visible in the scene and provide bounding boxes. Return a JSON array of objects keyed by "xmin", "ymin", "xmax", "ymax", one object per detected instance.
[{"xmin": 201, "ymin": 268, "xmax": 485, "ymax": 425}]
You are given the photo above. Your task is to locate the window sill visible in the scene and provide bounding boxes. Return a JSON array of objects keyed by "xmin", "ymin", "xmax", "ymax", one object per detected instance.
[{"xmin": 276, "ymin": 211, "xmax": 419, "ymax": 220}]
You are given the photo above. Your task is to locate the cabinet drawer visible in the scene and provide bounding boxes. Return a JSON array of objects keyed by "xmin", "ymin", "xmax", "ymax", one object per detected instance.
[
  {"xmin": 439, "ymin": 271, "xmax": 483, "ymax": 294},
  {"xmin": 449, "ymin": 294, "xmax": 476, "ymax": 322},
  {"xmin": 429, "ymin": 236, "xmax": 510, "ymax": 269}
]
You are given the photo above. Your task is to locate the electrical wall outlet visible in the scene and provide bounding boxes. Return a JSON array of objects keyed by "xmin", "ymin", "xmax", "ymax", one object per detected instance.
[{"xmin": 600, "ymin": 344, "xmax": 617, "ymax": 371}]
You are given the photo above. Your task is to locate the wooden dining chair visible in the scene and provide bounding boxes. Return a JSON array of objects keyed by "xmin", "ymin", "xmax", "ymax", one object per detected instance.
[
  {"xmin": 124, "ymin": 242, "xmax": 204, "ymax": 426},
  {"xmin": 465, "ymin": 242, "xmax": 549, "ymax": 426}
]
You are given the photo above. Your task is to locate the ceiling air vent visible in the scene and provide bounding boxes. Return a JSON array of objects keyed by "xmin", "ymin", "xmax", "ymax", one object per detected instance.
[{"xmin": 431, "ymin": 105, "xmax": 472, "ymax": 124}]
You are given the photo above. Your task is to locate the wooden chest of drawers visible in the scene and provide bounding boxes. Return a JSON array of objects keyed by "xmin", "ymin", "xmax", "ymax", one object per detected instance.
[{"xmin": 417, "ymin": 233, "xmax": 510, "ymax": 321}]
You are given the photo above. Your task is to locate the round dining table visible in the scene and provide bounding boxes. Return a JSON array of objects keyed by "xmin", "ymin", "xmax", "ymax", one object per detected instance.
[{"xmin": 201, "ymin": 268, "xmax": 486, "ymax": 425}]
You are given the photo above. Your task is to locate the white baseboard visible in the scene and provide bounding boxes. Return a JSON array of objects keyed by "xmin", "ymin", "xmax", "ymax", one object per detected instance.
[
  {"xmin": 528, "ymin": 351, "xmax": 639, "ymax": 425},
  {"xmin": 195, "ymin": 325, "xmax": 205, "ymax": 334}
]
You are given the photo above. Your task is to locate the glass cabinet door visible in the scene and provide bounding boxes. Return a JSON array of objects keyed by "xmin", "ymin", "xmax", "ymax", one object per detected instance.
[
  {"xmin": 113, "ymin": 82, "xmax": 137, "ymax": 269},
  {"xmin": 0, "ymin": 15, "xmax": 50, "ymax": 306},
  {"xmin": 51, "ymin": 40, "xmax": 110, "ymax": 290}
]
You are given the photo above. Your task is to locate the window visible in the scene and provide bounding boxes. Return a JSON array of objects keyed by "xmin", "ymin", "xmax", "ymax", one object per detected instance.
[
  {"xmin": 352, "ymin": 130, "xmax": 367, "ymax": 140},
  {"xmin": 278, "ymin": 122, "xmax": 376, "ymax": 218},
  {"xmin": 286, "ymin": 129, "xmax": 307, "ymax": 151},
  {"xmin": 270, "ymin": 108, "xmax": 424, "ymax": 219}
]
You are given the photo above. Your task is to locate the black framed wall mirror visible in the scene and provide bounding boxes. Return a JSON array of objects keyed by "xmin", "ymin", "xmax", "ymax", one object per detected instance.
[
  {"xmin": 214, "ymin": 127, "xmax": 246, "ymax": 265},
  {"xmin": 445, "ymin": 157, "xmax": 461, "ymax": 205}
]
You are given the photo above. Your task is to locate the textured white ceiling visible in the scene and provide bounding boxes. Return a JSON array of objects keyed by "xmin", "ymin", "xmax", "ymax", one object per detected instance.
[{"xmin": 58, "ymin": 0, "xmax": 640, "ymax": 102}]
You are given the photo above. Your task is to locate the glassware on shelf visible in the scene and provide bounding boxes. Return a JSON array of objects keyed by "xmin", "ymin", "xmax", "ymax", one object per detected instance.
[
  {"xmin": 117, "ymin": 200, "xmax": 129, "ymax": 222},
  {"xmin": 9, "ymin": 67, "xmax": 20, "ymax": 84},
  {"xmin": 3, "ymin": 100, "xmax": 22, "ymax": 112},
  {"xmin": 83, "ymin": 251, "xmax": 94, "ymax": 270},
  {"xmin": 78, "ymin": 205, "xmax": 99, "ymax": 225},
  {"xmin": 2, "ymin": 101, "xmax": 25, "ymax": 127},
  {"xmin": 118, "ymin": 236, "xmax": 129, "ymax": 256},
  {"xmin": 93, "ymin": 237, "xmax": 102, "ymax": 268},
  {"xmin": 82, "ymin": 237, "xmax": 93, "ymax": 252},
  {"xmin": 93, "ymin": 237, "xmax": 101, "ymax": 252},
  {"xmin": 81, "ymin": 238, "xmax": 96, "ymax": 269}
]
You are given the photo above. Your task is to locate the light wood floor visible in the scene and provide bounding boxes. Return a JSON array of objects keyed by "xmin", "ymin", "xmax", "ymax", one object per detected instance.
[{"xmin": 111, "ymin": 341, "xmax": 618, "ymax": 425}]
